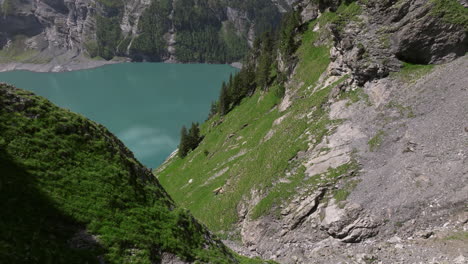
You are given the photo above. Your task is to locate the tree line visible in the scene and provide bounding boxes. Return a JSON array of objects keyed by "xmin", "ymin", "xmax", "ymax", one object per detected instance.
[
  {"xmin": 212, "ymin": 10, "xmax": 300, "ymax": 117},
  {"xmin": 89, "ymin": 0, "xmax": 283, "ymax": 63},
  {"xmin": 178, "ymin": 10, "xmax": 301, "ymax": 158}
]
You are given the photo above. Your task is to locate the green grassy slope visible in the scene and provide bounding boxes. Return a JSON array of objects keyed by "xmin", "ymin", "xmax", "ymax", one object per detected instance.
[
  {"xmin": 156, "ymin": 2, "xmax": 361, "ymax": 233},
  {"xmin": 0, "ymin": 84, "xmax": 268, "ymax": 263}
]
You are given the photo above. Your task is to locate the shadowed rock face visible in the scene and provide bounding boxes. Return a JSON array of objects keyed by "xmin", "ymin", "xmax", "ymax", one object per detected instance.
[
  {"xmin": 391, "ymin": 0, "xmax": 468, "ymax": 64},
  {"xmin": 0, "ymin": 0, "xmax": 96, "ymax": 58},
  {"xmin": 43, "ymin": 0, "xmax": 69, "ymax": 14},
  {"xmin": 0, "ymin": 14, "xmax": 44, "ymax": 37}
]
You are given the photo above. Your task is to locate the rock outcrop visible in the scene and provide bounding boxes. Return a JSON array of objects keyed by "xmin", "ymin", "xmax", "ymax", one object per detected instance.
[
  {"xmin": 0, "ymin": 0, "xmax": 295, "ymax": 71},
  {"xmin": 232, "ymin": 1, "xmax": 468, "ymax": 262}
]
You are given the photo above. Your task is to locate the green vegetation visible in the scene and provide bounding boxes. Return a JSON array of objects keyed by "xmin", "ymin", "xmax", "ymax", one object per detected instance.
[
  {"xmin": 333, "ymin": 178, "xmax": 359, "ymax": 205},
  {"xmin": 158, "ymin": 3, "xmax": 361, "ymax": 233},
  {"xmin": 444, "ymin": 231, "xmax": 468, "ymax": 241},
  {"xmin": 171, "ymin": 0, "xmax": 257, "ymax": 63},
  {"xmin": 0, "ymin": 84, "xmax": 265, "ymax": 263},
  {"xmin": 208, "ymin": 1, "xmax": 361, "ymax": 119},
  {"xmin": 84, "ymin": 40, "xmax": 99, "ymax": 58},
  {"xmin": 339, "ymin": 87, "xmax": 371, "ymax": 106},
  {"xmin": 130, "ymin": 0, "xmax": 281, "ymax": 63},
  {"xmin": 255, "ymin": 32, "xmax": 275, "ymax": 90},
  {"xmin": 430, "ymin": 0, "xmax": 468, "ymax": 30},
  {"xmin": 0, "ymin": 36, "xmax": 51, "ymax": 64},
  {"xmin": 95, "ymin": 0, "xmax": 125, "ymax": 60},
  {"xmin": 130, "ymin": 0, "xmax": 171, "ymax": 61},
  {"xmin": 1, "ymin": 0, "xmax": 15, "ymax": 16},
  {"xmin": 328, "ymin": 1, "xmax": 362, "ymax": 32},
  {"xmin": 391, "ymin": 62, "xmax": 435, "ymax": 83},
  {"xmin": 368, "ymin": 130, "xmax": 385, "ymax": 152},
  {"xmin": 386, "ymin": 101, "xmax": 415, "ymax": 118},
  {"xmin": 179, "ymin": 123, "xmax": 202, "ymax": 158},
  {"xmin": 278, "ymin": 11, "xmax": 301, "ymax": 63}
]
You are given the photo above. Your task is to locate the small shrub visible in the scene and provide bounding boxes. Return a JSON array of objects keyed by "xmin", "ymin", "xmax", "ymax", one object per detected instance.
[{"xmin": 368, "ymin": 130, "xmax": 385, "ymax": 152}]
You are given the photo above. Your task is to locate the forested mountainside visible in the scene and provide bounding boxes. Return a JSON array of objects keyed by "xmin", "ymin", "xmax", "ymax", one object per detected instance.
[
  {"xmin": 156, "ymin": 0, "xmax": 468, "ymax": 262},
  {"xmin": 0, "ymin": 84, "xmax": 273, "ymax": 264},
  {"xmin": 0, "ymin": 0, "xmax": 292, "ymax": 67}
]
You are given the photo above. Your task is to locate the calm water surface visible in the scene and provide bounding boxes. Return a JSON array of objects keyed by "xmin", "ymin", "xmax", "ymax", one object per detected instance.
[{"xmin": 0, "ymin": 63, "xmax": 236, "ymax": 167}]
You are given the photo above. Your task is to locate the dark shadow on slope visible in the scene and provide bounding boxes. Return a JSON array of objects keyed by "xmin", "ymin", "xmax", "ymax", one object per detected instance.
[{"xmin": 0, "ymin": 149, "xmax": 102, "ymax": 264}]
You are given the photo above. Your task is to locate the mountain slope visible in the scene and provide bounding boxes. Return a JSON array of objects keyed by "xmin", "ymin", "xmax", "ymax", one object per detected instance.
[
  {"xmin": 0, "ymin": 0, "xmax": 292, "ymax": 70},
  {"xmin": 155, "ymin": 0, "xmax": 468, "ymax": 262},
  {"xmin": 0, "ymin": 83, "xmax": 270, "ymax": 263}
]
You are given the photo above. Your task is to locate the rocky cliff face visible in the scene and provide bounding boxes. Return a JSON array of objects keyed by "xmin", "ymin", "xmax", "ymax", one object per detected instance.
[
  {"xmin": 237, "ymin": 1, "xmax": 467, "ymax": 262},
  {"xmin": 0, "ymin": 0, "xmax": 102, "ymax": 71},
  {"xmin": 156, "ymin": 0, "xmax": 468, "ymax": 263},
  {"xmin": 0, "ymin": 0, "xmax": 294, "ymax": 71}
]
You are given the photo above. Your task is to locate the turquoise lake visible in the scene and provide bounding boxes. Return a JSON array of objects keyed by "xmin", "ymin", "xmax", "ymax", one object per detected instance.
[{"xmin": 0, "ymin": 63, "xmax": 236, "ymax": 167}]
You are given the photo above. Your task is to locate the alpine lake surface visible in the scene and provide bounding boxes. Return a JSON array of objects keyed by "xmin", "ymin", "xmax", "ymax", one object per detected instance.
[{"xmin": 0, "ymin": 63, "xmax": 237, "ymax": 167}]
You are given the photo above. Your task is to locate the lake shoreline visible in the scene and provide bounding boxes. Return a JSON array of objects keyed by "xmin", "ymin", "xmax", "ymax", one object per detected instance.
[
  {"xmin": 0, "ymin": 58, "xmax": 242, "ymax": 73},
  {"xmin": 0, "ymin": 62, "xmax": 237, "ymax": 167},
  {"xmin": 0, "ymin": 59, "xmax": 124, "ymax": 73}
]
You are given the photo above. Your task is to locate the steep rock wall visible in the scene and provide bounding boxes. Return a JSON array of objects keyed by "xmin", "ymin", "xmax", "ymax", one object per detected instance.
[{"xmin": 0, "ymin": 0, "xmax": 296, "ymax": 69}]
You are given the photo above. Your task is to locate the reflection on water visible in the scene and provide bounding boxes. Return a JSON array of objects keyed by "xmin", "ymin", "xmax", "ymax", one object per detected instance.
[
  {"xmin": 118, "ymin": 126, "xmax": 177, "ymax": 160},
  {"xmin": 0, "ymin": 63, "xmax": 236, "ymax": 166}
]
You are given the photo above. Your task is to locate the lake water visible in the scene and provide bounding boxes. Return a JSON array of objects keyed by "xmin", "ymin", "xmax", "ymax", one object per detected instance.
[{"xmin": 0, "ymin": 63, "xmax": 236, "ymax": 167}]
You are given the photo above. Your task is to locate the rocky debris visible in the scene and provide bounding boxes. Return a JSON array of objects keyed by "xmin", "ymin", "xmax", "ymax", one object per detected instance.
[
  {"xmin": 160, "ymin": 252, "xmax": 190, "ymax": 264},
  {"xmin": 415, "ymin": 230, "xmax": 434, "ymax": 239},
  {"xmin": 403, "ymin": 140, "xmax": 418, "ymax": 153},
  {"xmin": 68, "ymin": 229, "xmax": 100, "ymax": 250},
  {"xmin": 205, "ymin": 167, "xmax": 229, "ymax": 184},
  {"xmin": 282, "ymin": 188, "xmax": 326, "ymax": 230},
  {"xmin": 303, "ymin": 95, "xmax": 366, "ymax": 177},
  {"xmin": 454, "ymin": 255, "xmax": 467, "ymax": 264},
  {"xmin": 320, "ymin": 202, "xmax": 379, "ymax": 243},
  {"xmin": 213, "ymin": 186, "xmax": 225, "ymax": 195},
  {"xmin": 262, "ymin": 129, "xmax": 276, "ymax": 142},
  {"xmin": 296, "ymin": 0, "xmax": 319, "ymax": 23},
  {"xmin": 229, "ymin": 30, "xmax": 468, "ymax": 264}
]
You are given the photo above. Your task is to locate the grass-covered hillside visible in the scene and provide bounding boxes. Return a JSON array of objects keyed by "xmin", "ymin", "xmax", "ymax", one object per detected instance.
[
  {"xmin": 155, "ymin": 0, "xmax": 467, "ymax": 236},
  {"xmin": 156, "ymin": 1, "xmax": 362, "ymax": 232},
  {"xmin": 0, "ymin": 84, "xmax": 268, "ymax": 263}
]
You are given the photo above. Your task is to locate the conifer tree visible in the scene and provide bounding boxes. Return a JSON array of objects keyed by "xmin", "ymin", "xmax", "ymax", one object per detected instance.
[
  {"xmin": 188, "ymin": 122, "xmax": 201, "ymax": 150},
  {"xmin": 279, "ymin": 11, "xmax": 300, "ymax": 59},
  {"xmin": 256, "ymin": 31, "xmax": 275, "ymax": 90},
  {"xmin": 218, "ymin": 81, "xmax": 230, "ymax": 115},
  {"xmin": 179, "ymin": 125, "xmax": 189, "ymax": 158},
  {"xmin": 207, "ymin": 101, "xmax": 218, "ymax": 120}
]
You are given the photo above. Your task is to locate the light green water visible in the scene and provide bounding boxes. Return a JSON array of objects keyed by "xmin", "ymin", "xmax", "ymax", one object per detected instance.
[{"xmin": 0, "ymin": 63, "xmax": 236, "ymax": 167}]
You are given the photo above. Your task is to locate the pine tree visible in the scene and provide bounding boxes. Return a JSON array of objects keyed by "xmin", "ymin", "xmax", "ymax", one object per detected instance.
[
  {"xmin": 279, "ymin": 11, "xmax": 300, "ymax": 59},
  {"xmin": 218, "ymin": 81, "xmax": 230, "ymax": 115},
  {"xmin": 207, "ymin": 101, "xmax": 218, "ymax": 120},
  {"xmin": 179, "ymin": 125, "xmax": 189, "ymax": 158},
  {"xmin": 256, "ymin": 31, "xmax": 275, "ymax": 90},
  {"xmin": 188, "ymin": 122, "xmax": 201, "ymax": 150}
]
